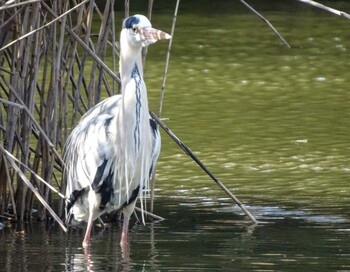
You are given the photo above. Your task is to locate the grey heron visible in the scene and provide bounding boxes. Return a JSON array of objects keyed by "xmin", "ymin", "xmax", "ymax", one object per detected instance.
[{"xmin": 63, "ymin": 14, "xmax": 170, "ymax": 247}]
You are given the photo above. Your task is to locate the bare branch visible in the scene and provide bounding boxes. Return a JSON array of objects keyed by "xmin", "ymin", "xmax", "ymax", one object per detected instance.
[
  {"xmin": 0, "ymin": 81, "xmax": 65, "ymax": 167},
  {"xmin": 41, "ymin": 1, "xmax": 121, "ymax": 85},
  {"xmin": 0, "ymin": 0, "xmax": 42, "ymax": 11},
  {"xmin": 0, "ymin": 145, "xmax": 68, "ymax": 232},
  {"xmin": 3, "ymin": 147, "xmax": 67, "ymax": 200},
  {"xmin": 240, "ymin": 0, "xmax": 290, "ymax": 48},
  {"xmin": 0, "ymin": 0, "xmax": 90, "ymax": 53},
  {"xmin": 158, "ymin": 0, "xmax": 180, "ymax": 117},
  {"xmin": 150, "ymin": 112, "xmax": 258, "ymax": 224},
  {"xmin": 296, "ymin": 0, "xmax": 350, "ymax": 19}
]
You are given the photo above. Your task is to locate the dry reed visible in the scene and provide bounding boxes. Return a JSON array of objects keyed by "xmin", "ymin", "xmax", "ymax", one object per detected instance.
[{"xmin": 0, "ymin": 0, "xmax": 141, "ymax": 227}]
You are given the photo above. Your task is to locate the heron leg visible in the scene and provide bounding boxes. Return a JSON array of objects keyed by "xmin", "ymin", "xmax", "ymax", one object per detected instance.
[
  {"xmin": 83, "ymin": 189, "xmax": 97, "ymax": 247},
  {"xmin": 83, "ymin": 214, "xmax": 93, "ymax": 247},
  {"xmin": 120, "ymin": 215, "xmax": 130, "ymax": 247},
  {"xmin": 120, "ymin": 201, "xmax": 136, "ymax": 247}
]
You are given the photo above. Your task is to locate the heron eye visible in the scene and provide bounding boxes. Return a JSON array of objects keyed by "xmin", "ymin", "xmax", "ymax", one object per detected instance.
[{"xmin": 132, "ymin": 26, "xmax": 138, "ymax": 33}]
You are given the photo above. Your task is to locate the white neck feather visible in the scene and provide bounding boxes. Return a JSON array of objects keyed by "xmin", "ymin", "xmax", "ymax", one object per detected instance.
[
  {"xmin": 119, "ymin": 29, "xmax": 143, "ymax": 86},
  {"xmin": 115, "ymin": 29, "xmax": 153, "ymax": 205}
]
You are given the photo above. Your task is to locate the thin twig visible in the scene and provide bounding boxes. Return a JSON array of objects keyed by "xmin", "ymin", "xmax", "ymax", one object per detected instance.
[
  {"xmin": 0, "ymin": 66, "xmax": 15, "ymax": 75},
  {"xmin": 134, "ymin": 206, "xmax": 164, "ymax": 221},
  {"xmin": 0, "ymin": 0, "xmax": 90, "ymax": 53},
  {"xmin": 3, "ymin": 147, "xmax": 67, "ymax": 200},
  {"xmin": 147, "ymin": 0, "xmax": 154, "ymax": 21},
  {"xmin": 0, "ymin": 80, "xmax": 65, "ymax": 167},
  {"xmin": 0, "ymin": 145, "xmax": 68, "ymax": 232},
  {"xmin": 296, "ymin": 0, "xmax": 350, "ymax": 19},
  {"xmin": 157, "ymin": 0, "xmax": 180, "ymax": 117},
  {"xmin": 141, "ymin": 0, "xmax": 155, "ymax": 67},
  {"xmin": 150, "ymin": 0, "xmax": 180, "ymax": 214},
  {"xmin": 2, "ymin": 153, "xmax": 17, "ymax": 219},
  {"xmin": 240, "ymin": 0, "xmax": 290, "ymax": 48},
  {"xmin": 41, "ymin": 1, "xmax": 121, "ymax": 84},
  {"xmin": 124, "ymin": 0, "xmax": 129, "ymax": 18},
  {"xmin": 111, "ymin": 0, "xmax": 117, "ymax": 94},
  {"xmin": 150, "ymin": 112, "xmax": 258, "ymax": 224},
  {"xmin": 0, "ymin": 0, "xmax": 41, "ymax": 11}
]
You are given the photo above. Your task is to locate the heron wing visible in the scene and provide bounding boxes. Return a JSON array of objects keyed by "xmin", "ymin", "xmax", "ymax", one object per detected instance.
[
  {"xmin": 64, "ymin": 94, "xmax": 161, "ymax": 218},
  {"xmin": 64, "ymin": 95, "xmax": 122, "ymax": 198}
]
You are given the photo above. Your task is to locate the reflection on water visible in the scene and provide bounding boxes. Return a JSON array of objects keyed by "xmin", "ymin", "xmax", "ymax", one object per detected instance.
[
  {"xmin": 1, "ymin": 2, "xmax": 350, "ymax": 271},
  {"xmin": 0, "ymin": 198, "xmax": 349, "ymax": 271}
]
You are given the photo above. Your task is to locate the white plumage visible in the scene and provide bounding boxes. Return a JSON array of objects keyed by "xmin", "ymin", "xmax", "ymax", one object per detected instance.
[{"xmin": 63, "ymin": 14, "xmax": 170, "ymax": 247}]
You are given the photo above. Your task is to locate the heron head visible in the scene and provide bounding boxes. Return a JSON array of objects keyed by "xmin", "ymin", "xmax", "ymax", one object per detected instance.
[{"xmin": 122, "ymin": 14, "xmax": 171, "ymax": 48}]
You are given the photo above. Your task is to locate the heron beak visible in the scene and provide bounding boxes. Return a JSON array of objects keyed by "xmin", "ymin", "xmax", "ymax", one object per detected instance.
[{"xmin": 140, "ymin": 27, "xmax": 171, "ymax": 47}]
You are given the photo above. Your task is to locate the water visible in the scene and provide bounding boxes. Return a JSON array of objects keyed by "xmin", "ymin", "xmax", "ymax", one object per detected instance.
[
  {"xmin": 1, "ymin": 2, "xmax": 350, "ymax": 271},
  {"xmin": 1, "ymin": 200, "xmax": 349, "ymax": 271}
]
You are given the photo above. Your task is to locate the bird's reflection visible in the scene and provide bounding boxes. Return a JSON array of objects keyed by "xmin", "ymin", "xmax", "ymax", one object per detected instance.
[
  {"xmin": 65, "ymin": 220, "xmax": 159, "ymax": 271},
  {"xmin": 120, "ymin": 239, "xmax": 130, "ymax": 262},
  {"xmin": 83, "ymin": 246, "xmax": 95, "ymax": 272}
]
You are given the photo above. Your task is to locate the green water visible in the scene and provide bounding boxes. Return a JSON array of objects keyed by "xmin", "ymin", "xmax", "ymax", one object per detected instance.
[
  {"xmin": 1, "ymin": 2, "xmax": 350, "ymax": 271},
  {"xmin": 147, "ymin": 7, "xmax": 350, "ymax": 210}
]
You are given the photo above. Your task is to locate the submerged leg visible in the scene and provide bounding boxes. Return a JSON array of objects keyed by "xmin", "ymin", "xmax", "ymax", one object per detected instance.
[
  {"xmin": 83, "ymin": 189, "xmax": 97, "ymax": 247},
  {"xmin": 83, "ymin": 213, "xmax": 94, "ymax": 247},
  {"xmin": 120, "ymin": 201, "xmax": 136, "ymax": 247}
]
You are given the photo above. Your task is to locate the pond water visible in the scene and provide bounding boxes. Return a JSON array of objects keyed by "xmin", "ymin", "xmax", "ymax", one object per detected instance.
[{"xmin": 1, "ymin": 1, "xmax": 350, "ymax": 271}]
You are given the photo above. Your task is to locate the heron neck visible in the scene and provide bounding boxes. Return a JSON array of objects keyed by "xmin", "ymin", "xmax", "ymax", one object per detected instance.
[
  {"xmin": 120, "ymin": 53, "xmax": 143, "ymax": 86},
  {"xmin": 119, "ymin": 32, "xmax": 144, "ymax": 87},
  {"xmin": 118, "ymin": 34, "xmax": 152, "ymax": 155},
  {"xmin": 116, "ymin": 39, "xmax": 153, "ymax": 193}
]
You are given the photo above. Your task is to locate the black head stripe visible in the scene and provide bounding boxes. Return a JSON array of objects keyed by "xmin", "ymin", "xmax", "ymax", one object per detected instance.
[{"xmin": 123, "ymin": 16, "xmax": 140, "ymax": 29}]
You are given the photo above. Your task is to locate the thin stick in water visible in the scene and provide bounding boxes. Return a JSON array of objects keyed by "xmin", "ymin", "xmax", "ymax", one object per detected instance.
[
  {"xmin": 296, "ymin": 0, "xmax": 350, "ymax": 19},
  {"xmin": 134, "ymin": 207, "xmax": 164, "ymax": 221},
  {"xmin": 239, "ymin": 0, "xmax": 290, "ymax": 48},
  {"xmin": 150, "ymin": 0, "xmax": 180, "ymax": 214},
  {"xmin": 150, "ymin": 112, "xmax": 258, "ymax": 224}
]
